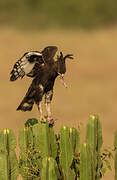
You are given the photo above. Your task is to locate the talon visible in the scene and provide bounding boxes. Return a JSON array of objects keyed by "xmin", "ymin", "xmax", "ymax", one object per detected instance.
[
  {"xmin": 40, "ymin": 116, "xmax": 47, "ymax": 123},
  {"xmin": 40, "ymin": 116, "xmax": 43, "ymax": 120},
  {"xmin": 47, "ymin": 116, "xmax": 54, "ymax": 126},
  {"xmin": 64, "ymin": 54, "xmax": 74, "ymax": 60}
]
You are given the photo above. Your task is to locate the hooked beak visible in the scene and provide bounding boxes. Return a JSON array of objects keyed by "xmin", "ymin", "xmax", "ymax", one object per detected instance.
[{"xmin": 58, "ymin": 73, "xmax": 67, "ymax": 88}]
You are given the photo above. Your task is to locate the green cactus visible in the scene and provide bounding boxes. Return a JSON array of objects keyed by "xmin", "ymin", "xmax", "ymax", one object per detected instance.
[
  {"xmin": 69, "ymin": 127, "xmax": 80, "ymax": 155},
  {"xmin": 59, "ymin": 126, "xmax": 75, "ymax": 180},
  {"xmin": 19, "ymin": 127, "xmax": 33, "ymax": 158},
  {"xmin": 40, "ymin": 157, "xmax": 60, "ymax": 180},
  {"xmin": 19, "ymin": 119, "xmax": 40, "ymax": 154},
  {"xmin": 19, "ymin": 120, "xmax": 41, "ymax": 179},
  {"xmin": 25, "ymin": 118, "xmax": 38, "ymax": 127},
  {"xmin": 19, "ymin": 118, "xmax": 58, "ymax": 179},
  {"xmin": 95, "ymin": 116, "xmax": 103, "ymax": 180},
  {"xmin": 0, "ymin": 115, "xmax": 113, "ymax": 180},
  {"xmin": 80, "ymin": 143, "xmax": 91, "ymax": 180},
  {"xmin": 114, "ymin": 131, "xmax": 117, "ymax": 180},
  {"xmin": 0, "ymin": 129, "xmax": 18, "ymax": 180},
  {"xmin": 48, "ymin": 126, "xmax": 57, "ymax": 159},
  {"xmin": 114, "ymin": 131, "xmax": 117, "ymax": 149},
  {"xmin": 39, "ymin": 119, "xmax": 57, "ymax": 159},
  {"xmin": 39, "ymin": 120, "xmax": 50, "ymax": 158},
  {"xmin": 86, "ymin": 115, "xmax": 103, "ymax": 180},
  {"xmin": 32, "ymin": 123, "xmax": 40, "ymax": 150},
  {"xmin": 69, "ymin": 127, "xmax": 80, "ymax": 179}
]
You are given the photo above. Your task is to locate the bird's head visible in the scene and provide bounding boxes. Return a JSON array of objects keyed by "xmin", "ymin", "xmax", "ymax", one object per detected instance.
[
  {"xmin": 56, "ymin": 52, "xmax": 73, "ymax": 88},
  {"xmin": 41, "ymin": 46, "xmax": 58, "ymax": 63}
]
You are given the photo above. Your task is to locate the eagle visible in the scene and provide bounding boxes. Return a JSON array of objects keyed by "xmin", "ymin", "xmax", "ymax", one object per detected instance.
[{"xmin": 10, "ymin": 46, "xmax": 73, "ymax": 124}]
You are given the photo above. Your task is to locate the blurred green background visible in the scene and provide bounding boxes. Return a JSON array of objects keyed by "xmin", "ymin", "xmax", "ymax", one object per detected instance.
[{"xmin": 0, "ymin": 0, "xmax": 117, "ymax": 29}]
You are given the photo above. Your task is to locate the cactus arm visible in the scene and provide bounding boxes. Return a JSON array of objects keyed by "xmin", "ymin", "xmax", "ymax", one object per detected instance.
[
  {"xmin": 0, "ymin": 152, "xmax": 8, "ymax": 180},
  {"xmin": 86, "ymin": 115, "xmax": 103, "ymax": 180},
  {"xmin": 96, "ymin": 117, "xmax": 103, "ymax": 180},
  {"xmin": 48, "ymin": 126, "xmax": 57, "ymax": 159},
  {"xmin": 40, "ymin": 157, "xmax": 59, "ymax": 180},
  {"xmin": 115, "ymin": 151, "xmax": 117, "ymax": 180},
  {"xmin": 32, "ymin": 124, "xmax": 40, "ymax": 149},
  {"xmin": 9, "ymin": 151, "xmax": 19, "ymax": 180},
  {"xmin": 0, "ymin": 129, "xmax": 18, "ymax": 180},
  {"xmin": 59, "ymin": 126, "xmax": 75, "ymax": 180},
  {"xmin": 114, "ymin": 131, "xmax": 117, "ymax": 180},
  {"xmin": 60, "ymin": 126, "xmax": 72, "ymax": 170},
  {"xmin": 39, "ymin": 120, "xmax": 50, "ymax": 158},
  {"xmin": 48, "ymin": 157, "xmax": 59, "ymax": 180},
  {"xmin": 86, "ymin": 115, "xmax": 97, "ymax": 179},
  {"xmin": 80, "ymin": 143, "xmax": 91, "ymax": 180},
  {"xmin": 70, "ymin": 127, "xmax": 80, "ymax": 155},
  {"xmin": 40, "ymin": 157, "xmax": 49, "ymax": 180},
  {"xmin": 18, "ymin": 128, "xmax": 27, "ymax": 153}
]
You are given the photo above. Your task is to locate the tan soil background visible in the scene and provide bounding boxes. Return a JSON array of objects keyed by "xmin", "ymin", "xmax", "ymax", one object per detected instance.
[{"xmin": 0, "ymin": 27, "xmax": 117, "ymax": 180}]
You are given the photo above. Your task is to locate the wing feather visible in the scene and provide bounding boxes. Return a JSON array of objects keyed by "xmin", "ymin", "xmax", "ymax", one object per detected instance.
[{"xmin": 10, "ymin": 51, "xmax": 43, "ymax": 81}]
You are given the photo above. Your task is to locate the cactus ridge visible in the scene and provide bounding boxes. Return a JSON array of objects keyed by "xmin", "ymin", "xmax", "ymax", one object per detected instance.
[{"xmin": 0, "ymin": 128, "xmax": 18, "ymax": 180}]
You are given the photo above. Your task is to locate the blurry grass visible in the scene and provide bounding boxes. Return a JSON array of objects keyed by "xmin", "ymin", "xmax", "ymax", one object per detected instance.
[
  {"xmin": 0, "ymin": 26, "xmax": 117, "ymax": 179},
  {"xmin": 0, "ymin": 0, "xmax": 117, "ymax": 29}
]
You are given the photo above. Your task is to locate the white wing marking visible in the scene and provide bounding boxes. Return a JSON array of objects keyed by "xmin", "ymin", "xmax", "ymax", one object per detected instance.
[
  {"xmin": 10, "ymin": 51, "xmax": 43, "ymax": 81},
  {"xmin": 23, "ymin": 62, "xmax": 35, "ymax": 74}
]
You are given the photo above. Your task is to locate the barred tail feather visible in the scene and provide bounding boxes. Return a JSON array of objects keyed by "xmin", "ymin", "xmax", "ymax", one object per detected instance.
[{"xmin": 17, "ymin": 98, "xmax": 34, "ymax": 111}]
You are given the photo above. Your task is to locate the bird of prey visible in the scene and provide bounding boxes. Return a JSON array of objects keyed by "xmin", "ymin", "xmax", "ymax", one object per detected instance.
[{"xmin": 10, "ymin": 46, "xmax": 73, "ymax": 124}]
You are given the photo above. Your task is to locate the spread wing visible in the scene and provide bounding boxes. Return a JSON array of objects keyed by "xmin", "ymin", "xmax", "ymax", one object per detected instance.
[{"xmin": 10, "ymin": 51, "xmax": 43, "ymax": 81}]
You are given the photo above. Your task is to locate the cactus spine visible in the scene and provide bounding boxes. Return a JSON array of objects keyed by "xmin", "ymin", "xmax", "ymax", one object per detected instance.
[{"xmin": 0, "ymin": 129, "xmax": 18, "ymax": 180}]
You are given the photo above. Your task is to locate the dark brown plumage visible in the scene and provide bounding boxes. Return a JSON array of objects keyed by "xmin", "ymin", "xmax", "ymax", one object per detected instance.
[{"xmin": 10, "ymin": 46, "xmax": 73, "ymax": 124}]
